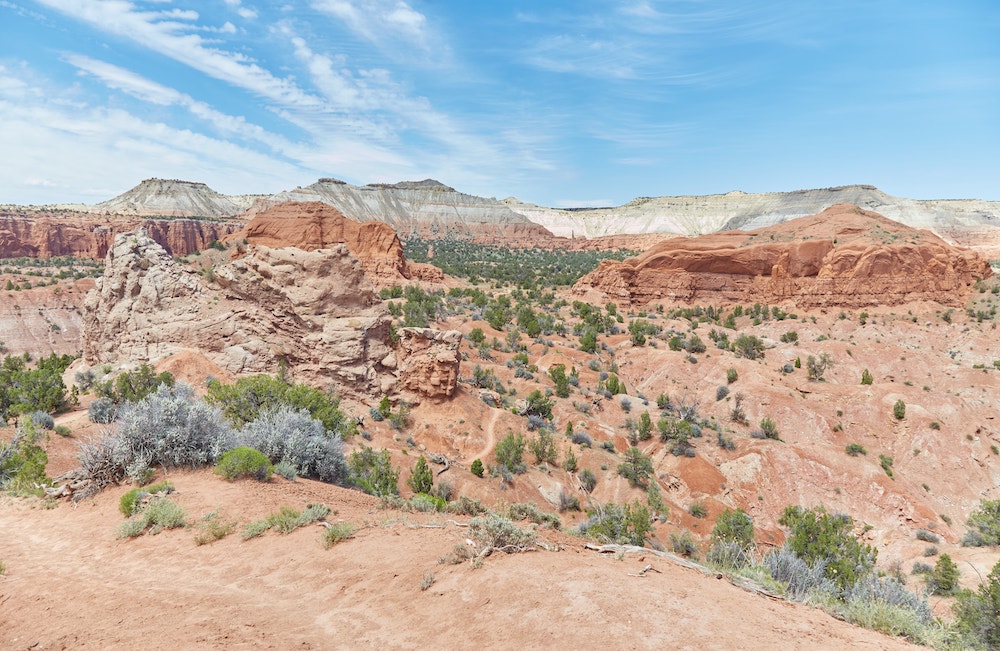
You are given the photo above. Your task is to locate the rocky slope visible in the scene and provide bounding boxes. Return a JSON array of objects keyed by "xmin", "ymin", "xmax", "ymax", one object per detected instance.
[
  {"xmin": 576, "ymin": 204, "xmax": 992, "ymax": 308},
  {"xmin": 507, "ymin": 185, "xmax": 1000, "ymax": 243},
  {"xmin": 81, "ymin": 228, "xmax": 458, "ymax": 401},
  {"xmin": 0, "ymin": 209, "xmax": 241, "ymax": 258},
  {"xmin": 236, "ymin": 201, "xmax": 443, "ymax": 287},
  {"xmin": 93, "ymin": 178, "xmax": 258, "ymax": 217}
]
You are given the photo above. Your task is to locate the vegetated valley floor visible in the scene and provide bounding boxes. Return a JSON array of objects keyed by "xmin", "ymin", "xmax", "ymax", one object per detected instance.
[{"xmin": 3, "ymin": 244, "xmax": 1000, "ymax": 648}]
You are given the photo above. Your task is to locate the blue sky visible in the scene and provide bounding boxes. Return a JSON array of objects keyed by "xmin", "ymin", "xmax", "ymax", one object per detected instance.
[{"xmin": 1, "ymin": 1, "xmax": 997, "ymax": 206}]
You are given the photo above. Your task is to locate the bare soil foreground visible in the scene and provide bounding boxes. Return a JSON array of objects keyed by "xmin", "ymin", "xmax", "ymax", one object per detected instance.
[{"xmin": 1, "ymin": 471, "xmax": 915, "ymax": 651}]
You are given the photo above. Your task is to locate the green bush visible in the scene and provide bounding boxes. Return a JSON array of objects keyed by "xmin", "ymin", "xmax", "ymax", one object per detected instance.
[
  {"xmin": 712, "ymin": 508, "xmax": 754, "ymax": 548},
  {"xmin": 861, "ymin": 369, "xmax": 873, "ymax": 385},
  {"xmin": 963, "ymin": 499, "xmax": 1000, "ymax": 546},
  {"xmin": 893, "ymin": 399, "xmax": 906, "ymax": 420},
  {"xmin": 617, "ymin": 447, "xmax": 653, "ymax": 488},
  {"xmin": 470, "ymin": 513, "xmax": 536, "ymax": 551},
  {"xmin": 845, "ymin": 443, "xmax": 867, "ymax": 457},
  {"xmin": 119, "ymin": 481, "xmax": 174, "ymax": 516},
  {"xmin": 583, "ymin": 501, "xmax": 652, "ymax": 546},
  {"xmin": 879, "ymin": 454, "xmax": 894, "ymax": 479},
  {"xmin": 494, "ymin": 432, "xmax": 526, "ymax": 475},
  {"xmin": 778, "ymin": 505, "xmax": 876, "ymax": 590},
  {"xmin": 953, "ymin": 560, "xmax": 1000, "ymax": 648},
  {"xmin": 407, "ymin": 455, "xmax": 434, "ymax": 494},
  {"xmin": 0, "ymin": 421, "xmax": 51, "ymax": 497},
  {"xmin": 322, "ymin": 522, "xmax": 356, "ymax": 549},
  {"xmin": 758, "ymin": 417, "xmax": 780, "ymax": 440},
  {"xmin": 579, "ymin": 468, "xmax": 597, "ymax": 492},
  {"xmin": 112, "ymin": 364, "xmax": 175, "ymax": 404},
  {"xmin": 215, "ymin": 447, "xmax": 272, "ymax": 482},
  {"xmin": 927, "ymin": 553, "xmax": 960, "ymax": 595},
  {"xmin": 206, "ymin": 374, "xmax": 348, "ymax": 434},
  {"xmin": 528, "ymin": 429, "xmax": 557, "ymax": 465},
  {"xmin": 806, "ymin": 353, "xmax": 833, "ymax": 381},
  {"xmin": 470, "ymin": 458, "xmax": 484, "ymax": 477},
  {"xmin": 348, "ymin": 446, "xmax": 399, "ymax": 497},
  {"xmin": 726, "ymin": 368, "xmax": 738, "ymax": 384},
  {"xmin": 117, "ymin": 497, "xmax": 186, "ymax": 538},
  {"xmin": 733, "ymin": 334, "xmax": 765, "ymax": 360},
  {"xmin": 670, "ymin": 530, "xmax": 699, "ymax": 558}
]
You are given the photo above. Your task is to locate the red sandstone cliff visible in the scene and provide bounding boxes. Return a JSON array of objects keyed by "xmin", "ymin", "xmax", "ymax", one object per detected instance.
[
  {"xmin": 234, "ymin": 201, "xmax": 444, "ymax": 286},
  {"xmin": 575, "ymin": 204, "xmax": 993, "ymax": 308},
  {"xmin": 0, "ymin": 209, "xmax": 241, "ymax": 258}
]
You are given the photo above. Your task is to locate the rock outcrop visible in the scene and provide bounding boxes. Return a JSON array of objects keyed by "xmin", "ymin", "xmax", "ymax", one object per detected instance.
[
  {"xmin": 395, "ymin": 328, "xmax": 462, "ymax": 400},
  {"xmin": 575, "ymin": 204, "xmax": 993, "ymax": 308},
  {"xmin": 83, "ymin": 228, "xmax": 397, "ymax": 398},
  {"xmin": 82, "ymin": 227, "xmax": 460, "ymax": 400},
  {"xmin": 0, "ymin": 209, "xmax": 241, "ymax": 258},
  {"xmin": 236, "ymin": 201, "xmax": 444, "ymax": 286}
]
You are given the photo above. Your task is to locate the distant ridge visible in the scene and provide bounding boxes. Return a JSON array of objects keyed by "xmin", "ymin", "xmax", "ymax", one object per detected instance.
[{"xmin": 95, "ymin": 178, "xmax": 257, "ymax": 218}]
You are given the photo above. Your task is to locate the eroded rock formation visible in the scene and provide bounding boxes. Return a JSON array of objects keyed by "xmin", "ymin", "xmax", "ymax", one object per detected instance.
[
  {"xmin": 0, "ymin": 210, "xmax": 240, "ymax": 258},
  {"xmin": 236, "ymin": 201, "xmax": 443, "ymax": 286},
  {"xmin": 82, "ymin": 228, "xmax": 461, "ymax": 401},
  {"xmin": 395, "ymin": 328, "xmax": 463, "ymax": 400},
  {"xmin": 575, "ymin": 204, "xmax": 992, "ymax": 308}
]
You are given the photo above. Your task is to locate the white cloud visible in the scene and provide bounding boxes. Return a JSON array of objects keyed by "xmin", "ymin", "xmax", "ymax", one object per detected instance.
[{"xmin": 311, "ymin": 0, "xmax": 430, "ymax": 53}]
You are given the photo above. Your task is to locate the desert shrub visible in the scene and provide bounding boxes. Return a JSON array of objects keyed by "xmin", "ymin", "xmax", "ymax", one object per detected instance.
[
  {"xmin": 206, "ymin": 374, "xmax": 347, "ymax": 434},
  {"xmin": 845, "ymin": 443, "xmax": 867, "ymax": 456},
  {"xmin": 119, "ymin": 481, "xmax": 173, "ymax": 516},
  {"xmin": 507, "ymin": 502, "xmax": 561, "ymax": 529},
  {"xmin": 953, "ymin": 560, "xmax": 1000, "ymax": 649},
  {"xmin": 28, "ymin": 410, "xmax": 54, "ymax": 430},
  {"xmin": 109, "ymin": 383, "xmax": 233, "ymax": 484},
  {"xmin": 726, "ymin": 368, "xmax": 738, "ymax": 384},
  {"xmin": 712, "ymin": 508, "xmax": 754, "ymax": 550},
  {"xmin": 927, "ymin": 553, "xmax": 960, "ymax": 595},
  {"xmin": 806, "ymin": 353, "xmax": 833, "ymax": 381},
  {"xmin": 470, "ymin": 513, "xmax": 536, "ymax": 552},
  {"xmin": 88, "ymin": 397, "xmax": 117, "ymax": 424},
  {"xmin": 758, "ymin": 417, "xmax": 780, "ymax": 440},
  {"xmin": 915, "ymin": 529, "xmax": 940, "ymax": 543},
  {"xmin": 448, "ymin": 495, "xmax": 487, "ymax": 516},
  {"xmin": 733, "ymin": 334, "xmax": 765, "ymax": 360},
  {"xmin": 523, "ymin": 390, "xmax": 554, "ymax": 420},
  {"xmin": 879, "ymin": 454, "xmax": 894, "ymax": 479},
  {"xmin": 558, "ymin": 490, "xmax": 581, "ymax": 512},
  {"xmin": 434, "ymin": 480, "xmax": 453, "ymax": 502},
  {"xmin": 226, "ymin": 406, "xmax": 347, "ymax": 484},
  {"xmin": 617, "ymin": 447, "xmax": 653, "ymax": 488},
  {"xmin": 841, "ymin": 575, "xmax": 934, "ymax": 641},
  {"xmin": 715, "ymin": 385, "xmax": 729, "ymax": 401},
  {"xmin": 670, "ymin": 530, "xmax": 699, "ymax": 558},
  {"xmin": 347, "ymin": 446, "xmax": 399, "ymax": 497},
  {"xmin": 117, "ymin": 497, "xmax": 186, "ymax": 538},
  {"xmin": 112, "ymin": 364, "xmax": 175, "ymax": 404},
  {"xmin": 0, "ymin": 421, "xmax": 51, "ymax": 497},
  {"xmin": 243, "ymin": 503, "xmax": 331, "ymax": 539},
  {"xmin": 764, "ymin": 547, "xmax": 836, "ymax": 601},
  {"xmin": 215, "ymin": 447, "xmax": 272, "ymax": 482},
  {"xmin": 688, "ymin": 501, "xmax": 708, "ymax": 519},
  {"xmin": 780, "ymin": 330, "xmax": 798, "ymax": 344},
  {"xmin": 571, "ymin": 431, "xmax": 592, "ymax": 447},
  {"xmin": 893, "ymin": 399, "xmax": 906, "ymax": 420},
  {"xmin": 962, "ymin": 499, "xmax": 1000, "ymax": 547},
  {"xmin": 470, "ymin": 458, "xmax": 484, "ymax": 477},
  {"xmin": 778, "ymin": 505, "xmax": 876, "ymax": 590},
  {"xmin": 494, "ymin": 432, "xmax": 526, "ymax": 475},
  {"xmin": 579, "ymin": 468, "xmax": 597, "ymax": 492},
  {"xmin": 0, "ymin": 352, "xmax": 74, "ymax": 420},
  {"xmin": 582, "ymin": 501, "xmax": 652, "ymax": 546},
  {"xmin": 407, "ymin": 455, "xmax": 434, "ymax": 495},
  {"xmin": 322, "ymin": 522, "xmax": 356, "ymax": 548},
  {"xmin": 194, "ymin": 511, "xmax": 237, "ymax": 545},
  {"xmin": 273, "ymin": 460, "xmax": 297, "ymax": 481},
  {"xmin": 528, "ymin": 429, "xmax": 558, "ymax": 465},
  {"xmin": 562, "ymin": 446, "xmax": 578, "ymax": 473},
  {"xmin": 861, "ymin": 368, "xmax": 873, "ymax": 385}
]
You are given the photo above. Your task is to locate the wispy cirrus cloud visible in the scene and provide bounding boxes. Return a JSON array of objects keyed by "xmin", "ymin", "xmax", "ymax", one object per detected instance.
[{"xmin": 311, "ymin": 0, "xmax": 431, "ymax": 54}]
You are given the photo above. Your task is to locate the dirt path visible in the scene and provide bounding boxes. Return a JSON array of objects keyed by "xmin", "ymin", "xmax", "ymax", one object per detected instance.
[{"xmin": 470, "ymin": 406, "xmax": 501, "ymax": 462}]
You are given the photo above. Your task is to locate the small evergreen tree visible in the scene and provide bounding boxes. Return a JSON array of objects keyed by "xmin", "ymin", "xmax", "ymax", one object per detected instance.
[{"xmin": 407, "ymin": 455, "xmax": 434, "ymax": 494}]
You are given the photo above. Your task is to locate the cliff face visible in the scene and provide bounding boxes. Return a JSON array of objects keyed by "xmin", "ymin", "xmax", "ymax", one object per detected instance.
[
  {"xmin": 576, "ymin": 204, "xmax": 993, "ymax": 308},
  {"xmin": 95, "ymin": 178, "xmax": 257, "ymax": 217},
  {"xmin": 0, "ymin": 210, "xmax": 241, "ymax": 258},
  {"xmin": 82, "ymin": 228, "xmax": 459, "ymax": 401},
  {"xmin": 237, "ymin": 201, "xmax": 443, "ymax": 287}
]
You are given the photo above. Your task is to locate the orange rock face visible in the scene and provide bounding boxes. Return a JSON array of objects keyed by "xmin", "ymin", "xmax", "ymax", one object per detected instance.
[
  {"xmin": 236, "ymin": 201, "xmax": 443, "ymax": 287},
  {"xmin": 576, "ymin": 204, "xmax": 993, "ymax": 308},
  {"xmin": 0, "ymin": 209, "xmax": 240, "ymax": 258},
  {"xmin": 395, "ymin": 328, "xmax": 462, "ymax": 401}
]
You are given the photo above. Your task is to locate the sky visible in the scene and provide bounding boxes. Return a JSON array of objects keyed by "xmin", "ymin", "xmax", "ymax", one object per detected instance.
[{"xmin": 1, "ymin": 1, "xmax": 998, "ymax": 207}]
